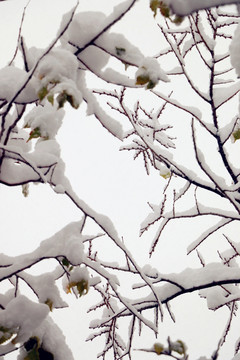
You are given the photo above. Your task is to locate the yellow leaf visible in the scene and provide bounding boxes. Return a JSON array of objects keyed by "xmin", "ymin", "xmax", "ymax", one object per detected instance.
[
  {"xmin": 45, "ymin": 299, "xmax": 53, "ymax": 312},
  {"xmin": 67, "ymin": 279, "xmax": 89, "ymax": 297},
  {"xmin": 47, "ymin": 94, "xmax": 54, "ymax": 105},
  {"xmin": 66, "ymin": 283, "xmax": 72, "ymax": 294},
  {"xmin": 171, "ymin": 340, "xmax": 186, "ymax": 355},
  {"xmin": 154, "ymin": 342, "xmax": 164, "ymax": 355},
  {"xmin": 62, "ymin": 258, "xmax": 70, "ymax": 267},
  {"xmin": 23, "ymin": 337, "xmax": 40, "ymax": 360},
  {"xmin": 136, "ymin": 74, "xmax": 150, "ymax": 86},
  {"xmin": 147, "ymin": 79, "xmax": 157, "ymax": 89},
  {"xmin": 173, "ymin": 15, "xmax": 184, "ymax": 25},
  {"xmin": 115, "ymin": 47, "xmax": 126, "ymax": 56},
  {"xmin": 24, "ymin": 337, "xmax": 40, "ymax": 351},
  {"xmin": 27, "ymin": 127, "xmax": 42, "ymax": 142},
  {"xmin": 160, "ymin": 171, "xmax": 171, "ymax": 179},
  {"xmin": 150, "ymin": 0, "xmax": 160, "ymax": 17},
  {"xmin": 38, "ymin": 347, "xmax": 54, "ymax": 360},
  {"xmin": 38, "ymin": 87, "xmax": 48, "ymax": 101},
  {"xmin": 24, "ymin": 348, "xmax": 39, "ymax": 360},
  {"xmin": 23, "ymin": 337, "xmax": 54, "ymax": 360},
  {"xmin": 159, "ymin": 1, "xmax": 170, "ymax": 17},
  {"xmin": 57, "ymin": 92, "xmax": 68, "ymax": 108},
  {"xmin": 22, "ymin": 184, "xmax": 29, "ymax": 198},
  {"xmin": 66, "ymin": 94, "xmax": 79, "ymax": 109},
  {"xmin": 232, "ymin": 128, "xmax": 240, "ymax": 142},
  {"xmin": 0, "ymin": 326, "xmax": 15, "ymax": 344},
  {"xmin": 76, "ymin": 279, "xmax": 89, "ymax": 297}
]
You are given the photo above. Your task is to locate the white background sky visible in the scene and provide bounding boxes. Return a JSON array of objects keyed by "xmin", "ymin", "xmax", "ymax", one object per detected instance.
[{"xmin": 0, "ymin": 1, "xmax": 239, "ymax": 359}]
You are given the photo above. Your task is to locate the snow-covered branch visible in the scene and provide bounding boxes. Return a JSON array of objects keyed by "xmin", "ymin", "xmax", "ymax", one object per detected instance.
[{"xmin": 166, "ymin": 0, "xmax": 240, "ymax": 16}]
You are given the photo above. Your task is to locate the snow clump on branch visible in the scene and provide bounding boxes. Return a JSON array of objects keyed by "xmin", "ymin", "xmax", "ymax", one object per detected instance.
[{"xmin": 230, "ymin": 22, "xmax": 240, "ymax": 78}]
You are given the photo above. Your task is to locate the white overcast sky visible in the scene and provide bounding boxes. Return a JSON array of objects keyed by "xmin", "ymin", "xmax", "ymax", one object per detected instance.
[{"xmin": 0, "ymin": 1, "xmax": 238, "ymax": 359}]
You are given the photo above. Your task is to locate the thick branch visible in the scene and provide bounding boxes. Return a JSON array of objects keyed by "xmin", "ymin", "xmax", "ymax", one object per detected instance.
[{"xmin": 168, "ymin": 0, "xmax": 240, "ymax": 16}]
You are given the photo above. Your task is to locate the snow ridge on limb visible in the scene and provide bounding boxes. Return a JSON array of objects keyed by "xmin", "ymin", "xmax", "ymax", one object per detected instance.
[{"xmin": 164, "ymin": 0, "xmax": 240, "ymax": 16}]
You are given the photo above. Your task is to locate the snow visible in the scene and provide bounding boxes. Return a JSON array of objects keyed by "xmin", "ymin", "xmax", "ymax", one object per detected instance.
[
  {"xmin": 77, "ymin": 45, "xmax": 110, "ymax": 73},
  {"xmin": 97, "ymin": 32, "xmax": 144, "ymax": 66},
  {"xmin": 63, "ymin": 266, "xmax": 89, "ymax": 295},
  {"xmin": 60, "ymin": 11, "xmax": 108, "ymax": 51},
  {"xmin": 0, "ymin": 221, "xmax": 86, "ymax": 284},
  {"xmin": 139, "ymin": 262, "xmax": 240, "ymax": 311},
  {"xmin": 18, "ymin": 317, "xmax": 74, "ymax": 360},
  {"xmin": 0, "ymin": 66, "xmax": 37, "ymax": 103},
  {"xmin": 230, "ymin": 21, "xmax": 240, "ymax": 77},
  {"xmin": 136, "ymin": 57, "xmax": 169, "ymax": 85},
  {"xmin": 21, "ymin": 272, "xmax": 67, "ymax": 309},
  {"xmin": 152, "ymin": 89, "xmax": 203, "ymax": 120},
  {"xmin": 195, "ymin": 15, "xmax": 216, "ymax": 51},
  {"xmin": 219, "ymin": 115, "xmax": 238, "ymax": 143},
  {"xmin": 0, "ymin": 295, "xmax": 49, "ymax": 344},
  {"xmin": 36, "ymin": 47, "xmax": 79, "ymax": 83},
  {"xmin": 28, "ymin": 47, "xmax": 78, "ymax": 83},
  {"xmin": 187, "ymin": 218, "xmax": 233, "ymax": 254},
  {"xmin": 79, "ymin": 76, "xmax": 124, "ymax": 139},
  {"xmin": 158, "ymin": 163, "xmax": 171, "ymax": 178},
  {"xmin": 54, "ymin": 183, "xmax": 65, "ymax": 194},
  {"xmin": 213, "ymin": 81, "xmax": 240, "ymax": 108},
  {"xmin": 34, "ymin": 139, "xmax": 61, "ymax": 158},
  {"xmin": 24, "ymin": 103, "xmax": 65, "ymax": 139},
  {"xmin": 7, "ymin": 127, "xmax": 31, "ymax": 153},
  {"xmin": 0, "ymin": 157, "xmax": 43, "ymax": 185},
  {"xmin": 232, "ymin": 354, "xmax": 240, "ymax": 360},
  {"xmin": 182, "ymin": 35, "xmax": 201, "ymax": 57},
  {"xmin": 200, "ymin": 284, "xmax": 240, "ymax": 309},
  {"xmin": 37, "ymin": 221, "xmax": 85, "ymax": 265},
  {"xmin": 142, "ymin": 264, "xmax": 158, "ymax": 278},
  {"xmin": 27, "ymin": 46, "xmax": 82, "ymax": 109},
  {"xmin": 101, "ymin": 67, "xmax": 136, "ymax": 86},
  {"xmin": 165, "ymin": 0, "xmax": 240, "ymax": 16}
]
